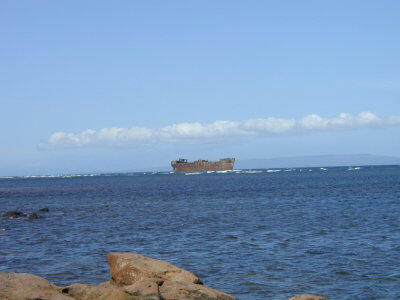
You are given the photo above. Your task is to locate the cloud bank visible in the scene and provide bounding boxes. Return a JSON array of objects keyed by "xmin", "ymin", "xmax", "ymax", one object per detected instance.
[{"xmin": 42, "ymin": 112, "xmax": 400, "ymax": 149}]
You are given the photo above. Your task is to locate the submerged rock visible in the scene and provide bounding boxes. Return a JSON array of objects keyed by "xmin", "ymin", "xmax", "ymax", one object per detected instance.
[
  {"xmin": 39, "ymin": 207, "xmax": 50, "ymax": 212},
  {"xmin": 28, "ymin": 213, "xmax": 41, "ymax": 220},
  {"xmin": 2, "ymin": 211, "xmax": 25, "ymax": 218}
]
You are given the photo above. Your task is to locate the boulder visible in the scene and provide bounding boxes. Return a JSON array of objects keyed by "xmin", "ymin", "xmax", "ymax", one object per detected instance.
[
  {"xmin": 159, "ymin": 280, "xmax": 235, "ymax": 300},
  {"xmin": 107, "ymin": 252, "xmax": 200, "ymax": 286},
  {"xmin": 288, "ymin": 294, "xmax": 329, "ymax": 300},
  {"xmin": 0, "ymin": 271, "xmax": 73, "ymax": 300},
  {"xmin": 2, "ymin": 211, "xmax": 25, "ymax": 218}
]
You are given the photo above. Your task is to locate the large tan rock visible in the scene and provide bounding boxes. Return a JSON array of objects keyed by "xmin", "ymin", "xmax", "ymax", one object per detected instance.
[
  {"xmin": 108, "ymin": 252, "xmax": 200, "ymax": 286},
  {"xmin": 0, "ymin": 271, "xmax": 73, "ymax": 300},
  {"xmin": 159, "ymin": 280, "xmax": 235, "ymax": 300},
  {"xmin": 288, "ymin": 294, "xmax": 329, "ymax": 300}
]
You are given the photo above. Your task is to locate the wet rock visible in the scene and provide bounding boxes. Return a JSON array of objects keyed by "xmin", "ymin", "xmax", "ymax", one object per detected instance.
[
  {"xmin": 288, "ymin": 294, "xmax": 329, "ymax": 300},
  {"xmin": 39, "ymin": 207, "xmax": 50, "ymax": 212},
  {"xmin": 0, "ymin": 271, "xmax": 73, "ymax": 300},
  {"xmin": 28, "ymin": 213, "xmax": 41, "ymax": 220},
  {"xmin": 2, "ymin": 211, "xmax": 25, "ymax": 218},
  {"xmin": 159, "ymin": 280, "xmax": 235, "ymax": 300},
  {"xmin": 107, "ymin": 252, "xmax": 200, "ymax": 286}
]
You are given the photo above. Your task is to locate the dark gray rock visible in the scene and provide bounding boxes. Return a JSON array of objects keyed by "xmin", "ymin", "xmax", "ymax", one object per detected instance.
[{"xmin": 2, "ymin": 211, "xmax": 26, "ymax": 218}]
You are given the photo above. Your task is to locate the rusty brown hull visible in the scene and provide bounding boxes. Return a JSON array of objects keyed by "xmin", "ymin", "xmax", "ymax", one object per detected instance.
[{"xmin": 171, "ymin": 158, "xmax": 235, "ymax": 173}]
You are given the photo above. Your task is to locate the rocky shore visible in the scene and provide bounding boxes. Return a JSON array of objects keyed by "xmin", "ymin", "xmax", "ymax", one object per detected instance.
[{"xmin": 0, "ymin": 252, "xmax": 328, "ymax": 300}]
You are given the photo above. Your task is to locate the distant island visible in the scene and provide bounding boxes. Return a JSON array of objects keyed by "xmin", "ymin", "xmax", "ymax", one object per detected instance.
[{"xmin": 235, "ymin": 154, "xmax": 400, "ymax": 169}]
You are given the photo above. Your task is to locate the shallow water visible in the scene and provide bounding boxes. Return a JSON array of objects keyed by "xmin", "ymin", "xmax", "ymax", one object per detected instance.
[{"xmin": 1, "ymin": 166, "xmax": 400, "ymax": 299}]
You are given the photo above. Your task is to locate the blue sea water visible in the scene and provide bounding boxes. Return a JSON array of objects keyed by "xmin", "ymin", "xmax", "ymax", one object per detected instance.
[{"xmin": 1, "ymin": 166, "xmax": 400, "ymax": 299}]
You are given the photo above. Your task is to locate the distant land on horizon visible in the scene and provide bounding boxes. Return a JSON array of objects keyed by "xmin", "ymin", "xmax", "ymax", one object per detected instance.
[
  {"xmin": 135, "ymin": 154, "xmax": 400, "ymax": 172},
  {"xmin": 235, "ymin": 154, "xmax": 400, "ymax": 169}
]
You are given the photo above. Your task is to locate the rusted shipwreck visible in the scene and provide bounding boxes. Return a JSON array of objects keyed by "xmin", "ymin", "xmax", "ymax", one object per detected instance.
[{"xmin": 171, "ymin": 158, "xmax": 235, "ymax": 173}]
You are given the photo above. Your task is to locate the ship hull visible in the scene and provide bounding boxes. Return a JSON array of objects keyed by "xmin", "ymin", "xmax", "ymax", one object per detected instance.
[{"xmin": 171, "ymin": 158, "xmax": 235, "ymax": 173}]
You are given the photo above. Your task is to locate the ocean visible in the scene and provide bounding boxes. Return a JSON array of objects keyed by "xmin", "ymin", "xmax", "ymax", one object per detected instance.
[{"xmin": 1, "ymin": 166, "xmax": 399, "ymax": 299}]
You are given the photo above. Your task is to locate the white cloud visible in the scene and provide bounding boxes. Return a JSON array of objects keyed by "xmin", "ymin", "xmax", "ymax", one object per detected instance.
[{"xmin": 41, "ymin": 112, "xmax": 400, "ymax": 149}]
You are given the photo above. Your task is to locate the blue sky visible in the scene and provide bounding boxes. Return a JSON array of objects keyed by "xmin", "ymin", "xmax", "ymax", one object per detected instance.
[{"xmin": 1, "ymin": 1, "xmax": 400, "ymax": 175}]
